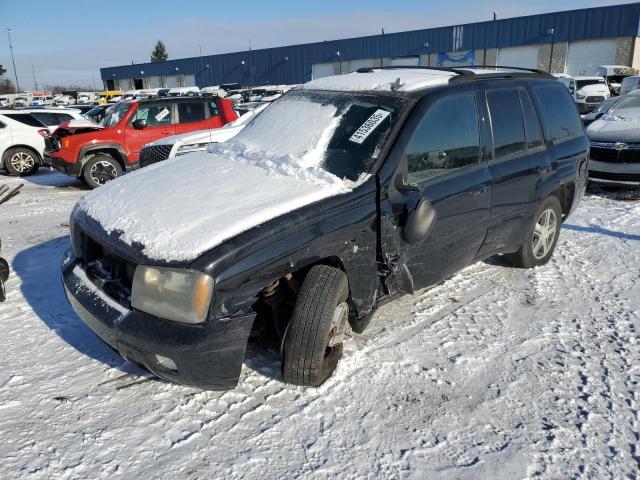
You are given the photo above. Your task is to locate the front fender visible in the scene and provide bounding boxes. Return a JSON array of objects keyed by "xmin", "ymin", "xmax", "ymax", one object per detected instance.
[{"xmin": 190, "ymin": 182, "xmax": 380, "ymax": 319}]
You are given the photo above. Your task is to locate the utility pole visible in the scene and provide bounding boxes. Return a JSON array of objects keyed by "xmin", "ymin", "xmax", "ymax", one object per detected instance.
[
  {"xmin": 31, "ymin": 60, "xmax": 37, "ymax": 91},
  {"xmin": 5, "ymin": 28, "xmax": 21, "ymax": 92},
  {"xmin": 91, "ymin": 72, "xmax": 96, "ymax": 91}
]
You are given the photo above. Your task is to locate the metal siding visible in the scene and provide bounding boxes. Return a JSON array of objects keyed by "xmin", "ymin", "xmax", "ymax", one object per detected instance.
[{"xmin": 101, "ymin": 3, "xmax": 640, "ymax": 86}]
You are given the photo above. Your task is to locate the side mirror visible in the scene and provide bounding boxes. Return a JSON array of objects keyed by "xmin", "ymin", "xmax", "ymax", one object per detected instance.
[
  {"xmin": 403, "ymin": 198, "xmax": 436, "ymax": 244},
  {"xmin": 132, "ymin": 119, "xmax": 147, "ymax": 130}
]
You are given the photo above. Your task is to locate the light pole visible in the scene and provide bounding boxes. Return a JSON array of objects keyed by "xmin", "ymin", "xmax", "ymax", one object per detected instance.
[
  {"xmin": 31, "ymin": 60, "xmax": 37, "ymax": 91},
  {"xmin": 5, "ymin": 28, "xmax": 21, "ymax": 92}
]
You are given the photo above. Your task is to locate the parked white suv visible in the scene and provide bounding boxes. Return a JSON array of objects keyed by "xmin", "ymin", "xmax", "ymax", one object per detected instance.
[
  {"xmin": 23, "ymin": 108, "xmax": 84, "ymax": 131},
  {"xmin": 0, "ymin": 111, "xmax": 50, "ymax": 176},
  {"xmin": 556, "ymin": 75, "xmax": 611, "ymax": 113}
]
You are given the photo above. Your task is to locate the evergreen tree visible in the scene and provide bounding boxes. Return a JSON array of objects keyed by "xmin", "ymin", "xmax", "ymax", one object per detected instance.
[{"xmin": 150, "ymin": 41, "xmax": 169, "ymax": 63}]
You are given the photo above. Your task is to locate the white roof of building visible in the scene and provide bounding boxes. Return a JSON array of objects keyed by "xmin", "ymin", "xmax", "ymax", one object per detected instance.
[{"xmin": 301, "ymin": 67, "xmax": 536, "ymax": 93}]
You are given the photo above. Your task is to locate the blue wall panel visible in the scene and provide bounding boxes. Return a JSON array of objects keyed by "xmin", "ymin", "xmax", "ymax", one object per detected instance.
[{"xmin": 101, "ymin": 2, "xmax": 640, "ymax": 87}]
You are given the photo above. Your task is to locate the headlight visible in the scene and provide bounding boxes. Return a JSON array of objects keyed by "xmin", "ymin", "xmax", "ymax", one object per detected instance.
[
  {"xmin": 175, "ymin": 142, "xmax": 211, "ymax": 156},
  {"xmin": 576, "ymin": 92, "xmax": 586, "ymax": 99},
  {"xmin": 131, "ymin": 266, "xmax": 214, "ymax": 324}
]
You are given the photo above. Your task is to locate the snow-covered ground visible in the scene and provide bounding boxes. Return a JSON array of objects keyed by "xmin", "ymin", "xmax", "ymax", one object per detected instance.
[{"xmin": 0, "ymin": 170, "xmax": 638, "ymax": 479}]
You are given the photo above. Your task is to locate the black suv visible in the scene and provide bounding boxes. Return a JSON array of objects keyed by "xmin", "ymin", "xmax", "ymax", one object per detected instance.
[{"xmin": 62, "ymin": 67, "xmax": 589, "ymax": 389}]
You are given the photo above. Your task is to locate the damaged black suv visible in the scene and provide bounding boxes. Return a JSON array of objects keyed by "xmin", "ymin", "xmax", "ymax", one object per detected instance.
[{"xmin": 62, "ymin": 67, "xmax": 588, "ymax": 389}]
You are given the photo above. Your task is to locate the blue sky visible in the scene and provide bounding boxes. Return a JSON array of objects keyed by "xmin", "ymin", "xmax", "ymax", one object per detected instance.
[{"xmin": 0, "ymin": 0, "xmax": 632, "ymax": 88}]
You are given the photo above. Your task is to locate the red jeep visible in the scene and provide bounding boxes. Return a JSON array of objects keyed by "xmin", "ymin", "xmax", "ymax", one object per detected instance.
[{"xmin": 44, "ymin": 96, "xmax": 238, "ymax": 188}]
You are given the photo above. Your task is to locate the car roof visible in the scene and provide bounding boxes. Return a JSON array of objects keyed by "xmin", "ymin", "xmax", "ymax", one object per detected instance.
[{"xmin": 302, "ymin": 66, "xmax": 554, "ymax": 95}]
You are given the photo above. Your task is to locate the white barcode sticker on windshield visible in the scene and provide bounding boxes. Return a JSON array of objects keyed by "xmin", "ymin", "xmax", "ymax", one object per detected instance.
[{"xmin": 349, "ymin": 109, "xmax": 391, "ymax": 144}]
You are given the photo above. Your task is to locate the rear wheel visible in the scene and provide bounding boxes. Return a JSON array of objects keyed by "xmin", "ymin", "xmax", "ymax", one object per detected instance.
[
  {"xmin": 505, "ymin": 196, "xmax": 562, "ymax": 268},
  {"xmin": 3, "ymin": 147, "xmax": 39, "ymax": 176},
  {"xmin": 82, "ymin": 154, "xmax": 123, "ymax": 189},
  {"xmin": 282, "ymin": 265, "xmax": 349, "ymax": 387}
]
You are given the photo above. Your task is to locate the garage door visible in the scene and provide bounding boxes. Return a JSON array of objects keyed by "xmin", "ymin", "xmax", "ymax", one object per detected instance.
[
  {"xmin": 348, "ymin": 58, "xmax": 377, "ymax": 72},
  {"xmin": 388, "ymin": 56, "xmax": 419, "ymax": 66},
  {"xmin": 312, "ymin": 62, "xmax": 337, "ymax": 79},
  {"xmin": 497, "ymin": 45, "xmax": 539, "ymax": 69},
  {"xmin": 566, "ymin": 39, "xmax": 617, "ymax": 76}
]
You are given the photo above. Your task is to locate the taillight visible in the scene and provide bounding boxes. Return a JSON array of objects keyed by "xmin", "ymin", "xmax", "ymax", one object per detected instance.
[{"xmin": 37, "ymin": 129, "xmax": 50, "ymax": 138}]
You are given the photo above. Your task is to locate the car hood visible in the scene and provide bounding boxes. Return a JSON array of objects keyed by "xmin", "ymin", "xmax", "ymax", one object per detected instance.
[
  {"xmin": 578, "ymin": 84, "xmax": 610, "ymax": 96},
  {"xmin": 56, "ymin": 118, "xmax": 102, "ymax": 134},
  {"xmin": 74, "ymin": 144, "xmax": 366, "ymax": 262},
  {"xmin": 586, "ymin": 118, "xmax": 640, "ymax": 143}
]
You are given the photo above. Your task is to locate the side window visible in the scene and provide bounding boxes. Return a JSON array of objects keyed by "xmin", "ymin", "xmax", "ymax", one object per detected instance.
[
  {"xmin": 31, "ymin": 112, "xmax": 56, "ymax": 126},
  {"xmin": 54, "ymin": 113, "xmax": 74, "ymax": 124},
  {"xmin": 534, "ymin": 84, "xmax": 582, "ymax": 142},
  {"xmin": 177, "ymin": 102, "xmax": 206, "ymax": 123},
  {"xmin": 519, "ymin": 90, "xmax": 544, "ymax": 150},
  {"xmin": 208, "ymin": 102, "xmax": 220, "ymax": 117},
  {"xmin": 132, "ymin": 104, "xmax": 172, "ymax": 127},
  {"xmin": 487, "ymin": 90, "xmax": 526, "ymax": 159},
  {"xmin": 406, "ymin": 94, "xmax": 480, "ymax": 184}
]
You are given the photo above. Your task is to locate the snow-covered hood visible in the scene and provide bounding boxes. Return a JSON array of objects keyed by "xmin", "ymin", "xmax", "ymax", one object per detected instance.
[
  {"xmin": 587, "ymin": 117, "xmax": 640, "ymax": 143},
  {"xmin": 578, "ymin": 84, "xmax": 609, "ymax": 96},
  {"xmin": 75, "ymin": 144, "xmax": 365, "ymax": 262}
]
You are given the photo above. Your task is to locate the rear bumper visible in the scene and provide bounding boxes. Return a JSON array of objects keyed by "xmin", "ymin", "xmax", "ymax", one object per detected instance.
[
  {"xmin": 44, "ymin": 154, "xmax": 82, "ymax": 177},
  {"xmin": 62, "ymin": 249, "xmax": 256, "ymax": 390}
]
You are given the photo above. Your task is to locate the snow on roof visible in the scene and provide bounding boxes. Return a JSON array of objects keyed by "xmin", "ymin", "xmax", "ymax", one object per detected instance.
[
  {"xmin": 302, "ymin": 67, "xmax": 543, "ymax": 93},
  {"xmin": 302, "ymin": 69, "xmax": 456, "ymax": 93}
]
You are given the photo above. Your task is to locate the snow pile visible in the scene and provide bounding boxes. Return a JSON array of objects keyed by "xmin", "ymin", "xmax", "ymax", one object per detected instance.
[{"xmin": 76, "ymin": 97, "xmax": 366, "ymax": 261}]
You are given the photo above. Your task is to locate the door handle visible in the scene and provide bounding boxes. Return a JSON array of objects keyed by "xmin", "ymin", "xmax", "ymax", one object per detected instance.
[
  {"xmin": 536, "ymin": 165, "xmax": 551, "ymax": 174},
  {"xmin": 469, "ymin": 185, "xmax": 487, "ymax": 197},
  {"xmin": 160, "ymin": 131, "xmax": 173, "ymax": 134}
]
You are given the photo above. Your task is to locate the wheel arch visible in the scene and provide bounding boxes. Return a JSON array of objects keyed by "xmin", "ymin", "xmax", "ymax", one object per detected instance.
[
  {"xmin": 549, "ymin": 182, "xmax": 576, "ymax": 220},
  {"xmin": 3, "ymin": 144, "xmax": 43, "ymax": 163},
  {"xmin": 79, "ymin": 145, "xmax": 128, "ymax": 173}
]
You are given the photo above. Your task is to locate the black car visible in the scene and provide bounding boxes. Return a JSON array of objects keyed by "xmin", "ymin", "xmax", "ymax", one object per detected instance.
[{"xmin": 62, "ymin": 67, "xmax": 588, "ymax": 389}]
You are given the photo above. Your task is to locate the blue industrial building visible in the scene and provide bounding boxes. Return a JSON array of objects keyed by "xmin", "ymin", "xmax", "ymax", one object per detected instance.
[{"xmin": 101, "ymin": 2, "xmax": 640, "ymax": 90}]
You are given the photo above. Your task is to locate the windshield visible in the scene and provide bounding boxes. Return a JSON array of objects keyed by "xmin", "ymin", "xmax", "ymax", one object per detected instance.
[
  {"xmin": 99, "ymin": 102, "xmax": 130, "ymax": 127},
  {"xmin": 605, "ymin": 95, "xmax": 640, "ymax": 121},
  {"xmin": 594, "ymin": 97, "xmax": 619, "ymax": 114},
  {"xmin": 228, "ymin": 90, "xmax": 405, "ymax": 181},
  {"xmin": 576, "ymin": 79, "xmax": 606, "ymax": 89}
]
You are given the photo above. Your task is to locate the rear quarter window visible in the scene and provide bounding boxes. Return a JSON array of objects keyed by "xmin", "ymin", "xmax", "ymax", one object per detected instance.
[
  {"xmin": 4, "ymin": 113, "xmax": 46, "ymax": 128},
  {"xmin": 534, "ymin": 84, "xmax": 582, "ymax": 142}
]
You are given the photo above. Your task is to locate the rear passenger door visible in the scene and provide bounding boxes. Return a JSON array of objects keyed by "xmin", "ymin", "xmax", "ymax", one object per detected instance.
[
  {"xmin": 382, "ymin": 92, "xmax": 492, "ymax": 291},
  {"xmin": 172, "ymin": 101, "xmax": 217, "ymax": 135},
  {"xmin": 479, "ymin": 87, "xmax": 550, "ymax": 256}
]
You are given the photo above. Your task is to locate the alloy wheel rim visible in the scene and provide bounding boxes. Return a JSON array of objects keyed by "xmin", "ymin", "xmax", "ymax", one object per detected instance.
[
  {"xmin": 327, "ymin": 301, "xmax": 348, "ymax": 350},
  {"xmin": 90, "ymin": 161, "xmax": 118, "ymax": 185},
  {"xmin": 532, "ymin": 208, "xmax": 558, "ymax": 260},
  {"xmin": 9, "ymin": 152, "xmax": 35, "ymax": 173}
]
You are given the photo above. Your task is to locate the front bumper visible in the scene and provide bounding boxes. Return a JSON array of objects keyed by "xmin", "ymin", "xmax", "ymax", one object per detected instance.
[
  {"xmin": 44, "ymin": 154, "xmax": 82, "ymax": 177},
  {"xmin": 62, "ymin": 249, "xmax": 256, "ymax": 390},
  {"xmin": 589, "ymin": 159, "xmax": 640, "ymax": 186}
]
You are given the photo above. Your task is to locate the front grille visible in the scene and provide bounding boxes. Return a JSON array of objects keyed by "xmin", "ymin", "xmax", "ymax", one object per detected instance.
[
  {"xmin": 78, "ymin": 231, "xmax": 135, "ymax": 307},
  {"xmin": 590, "ymin": 145, "xmax": 640, "ymax": 163},
  {"xmin": 585, "ymin": 96, "xmax": 605, "ymax": 104},
  {"xmin": 590, "ymin": 170, "xmax": 640, "ymax": 182},
  {"xmin": 45, "ymin": 134, "xmax": 61, "ymax": 152},
  {"xmin": 139, "ymin": 144, "xmax": 172, "ymax": 168}
]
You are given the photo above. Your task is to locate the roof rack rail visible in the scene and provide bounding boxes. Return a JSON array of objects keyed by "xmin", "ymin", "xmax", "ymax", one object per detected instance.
[
  {"xmin": 355, "ymin": 64, "xmax": 553, "ymax": 84},
  {"xmin": 355, "ymin": 65, "xmax": 474, "ymax": 76}
]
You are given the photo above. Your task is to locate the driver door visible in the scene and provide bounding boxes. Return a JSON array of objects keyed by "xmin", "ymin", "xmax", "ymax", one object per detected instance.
[
  {"xmin": 125, "ymin": 102, "xmax": 176, "ymax": 160},
  {"xmin": 380, "ymin": 92, "xmax": 492, "ymax": 292}
]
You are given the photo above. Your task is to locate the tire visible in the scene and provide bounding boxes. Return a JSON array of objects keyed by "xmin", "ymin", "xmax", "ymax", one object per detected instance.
[
  {"xmin": 82, "ymin": 154, "xmax": 123, "ymax": 189},
  {"xmin": 282, "ymin": 265, "xmax": 349, "ymax": 387},
  {"xmin": 3, "ymin": 147, "xmax": 40, "ymax": 176},
  {"xmin": 505, "ymin": 196, "xmax": 562, "ymax": 268}
]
